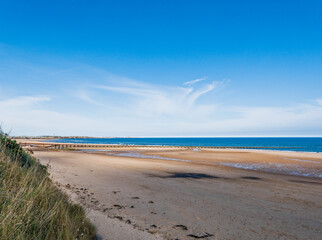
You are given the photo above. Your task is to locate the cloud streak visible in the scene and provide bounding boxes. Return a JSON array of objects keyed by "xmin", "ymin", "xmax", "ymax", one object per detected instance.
[
  {"xmin": 183, "ymin": 77, "xmax": 207, "ymax": 86},
  {"xmin": 0, "ymin": 96, "xmax": 51, "ymax": 108},
  {"xmin": 95, "ymin": 78, "xmax": 223, "ymax": 118},
  {"xmin": 75, "ymin": 90, "xmax": 102, "ymax": 105},
  {"xmin": 0, "ymin": 60, "xmax": 321, "ymax": 136}
]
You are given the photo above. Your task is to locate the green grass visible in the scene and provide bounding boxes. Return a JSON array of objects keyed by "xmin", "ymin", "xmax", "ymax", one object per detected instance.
[{"xmin": 0, "ymin": 133, "xmax": 96, "ymax": 240}]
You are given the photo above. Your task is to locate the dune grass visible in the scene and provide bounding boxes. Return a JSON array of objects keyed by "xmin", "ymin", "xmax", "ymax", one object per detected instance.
[{"xmin": 0, "ymin": 133, "xmax": 96, "ymax": 240}]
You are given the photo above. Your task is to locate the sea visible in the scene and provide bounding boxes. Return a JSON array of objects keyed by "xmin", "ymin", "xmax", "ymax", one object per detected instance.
[{"xmin": 48, "ymin": 137, "xmax": 322, "ymax": 153}]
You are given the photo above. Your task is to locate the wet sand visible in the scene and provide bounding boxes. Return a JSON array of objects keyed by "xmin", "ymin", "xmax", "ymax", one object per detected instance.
[{"xmin": 21, "ymin": 141, "xmax": 322, "ymax": 240}]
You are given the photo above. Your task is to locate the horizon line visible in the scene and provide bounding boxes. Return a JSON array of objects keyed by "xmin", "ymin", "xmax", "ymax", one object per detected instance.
[{"xmin": 12, "ymin": 135, "xmax": 322, "ymax": 138}]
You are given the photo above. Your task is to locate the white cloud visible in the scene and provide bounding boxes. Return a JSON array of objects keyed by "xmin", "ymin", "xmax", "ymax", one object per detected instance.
[
  {"xmin": 0, "ymin": 95, "xmax": 107, "ymax": 136},
  {"xmin": 75, "ymin": 90, "xmax": 102, "ymax": 105},
  {"xmin": 0, "ymin": 73, "xmax": 321, "ymax": 136},
  {"xmin": 0, "ymin": 96, "xmax": 51, "ymax": 108},
  {"xmin": 1, "ymin": 45, "xmax": 321, "ymax": 136},
  {"xmin": 96, "ymin": 78, "xmax": 222, "ymax": 119},
  {"xmin": 97, "ymin": 85, "xmax": 160, "ymax": 97},
  {"xmin": 187, "ymin": 81, "xmax": 218, "ymax": 105},
  {"xmin": 183, "ymin": 77, "xmax": 207, "ymax": 86}
]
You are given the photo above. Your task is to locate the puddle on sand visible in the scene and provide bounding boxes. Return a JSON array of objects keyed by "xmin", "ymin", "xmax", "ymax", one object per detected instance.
[
  {"xmin": 282, "ymin": 158, "xmax": 322, "ymax": 164},
  {"xmin": 220, "ymin": 162, "xmax": 322, "ymax": 178},
  {"xmin": 105, "ymin": 152, "xmax": 191, "ymax": 162},
  {"xmin": 80, "ymin": 149, "xmax": 191, "ymax": 163}
]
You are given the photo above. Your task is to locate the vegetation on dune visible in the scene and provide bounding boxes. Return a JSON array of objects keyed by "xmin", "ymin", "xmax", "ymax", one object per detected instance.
[{"xmin": 0, "ymin": 131, "xmax": 96, "ymax": 240}]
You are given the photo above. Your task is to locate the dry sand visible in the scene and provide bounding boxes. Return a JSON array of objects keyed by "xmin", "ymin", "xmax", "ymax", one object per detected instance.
[{"xmin": 20, "ymin": 141, "xmax": 322, "ymax": 240}]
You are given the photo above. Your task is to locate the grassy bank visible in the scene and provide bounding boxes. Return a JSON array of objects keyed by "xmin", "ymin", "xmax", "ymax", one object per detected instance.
[{"xmin": 0, "ymin": 133, "xmax": 96, "ymax": 240}]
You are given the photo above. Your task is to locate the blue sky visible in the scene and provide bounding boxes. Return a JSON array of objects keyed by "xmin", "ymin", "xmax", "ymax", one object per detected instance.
[{"xmin": 0, "ymin": 0, "xmax": 321, "ymax": 136}]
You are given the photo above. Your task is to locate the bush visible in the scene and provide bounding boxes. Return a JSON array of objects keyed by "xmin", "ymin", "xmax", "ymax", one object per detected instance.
[
  {"xmin": 0, "ymin": 135, "xmax": 39, "ymax": 168},
  {"xmin": 0, "ymin": 132, "xmax": 96, "ymax": 240}
]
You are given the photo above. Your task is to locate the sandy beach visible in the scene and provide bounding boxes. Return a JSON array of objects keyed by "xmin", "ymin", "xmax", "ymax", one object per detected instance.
[{"xmin": 19, "ymin": 140, "xmax": 322, "ymax": 240}]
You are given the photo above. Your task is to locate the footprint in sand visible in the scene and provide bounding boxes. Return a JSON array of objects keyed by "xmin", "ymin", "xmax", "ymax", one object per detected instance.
[
  {"xmin": 187, "ymin": 233, "xmax": 214, "ymax": 239},
  {"xmin": 113, "ymin": 204, "xmax": 124, "ymax": 209},
  {"xmin": 175, "ymin": 224, "xmax": 188, "ymax": 230}
]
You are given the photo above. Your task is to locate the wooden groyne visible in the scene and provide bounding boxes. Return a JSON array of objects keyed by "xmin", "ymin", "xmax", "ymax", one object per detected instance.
[{"xmin": 21, "ymin": 142, "xmax": 301, "ymax": 150}]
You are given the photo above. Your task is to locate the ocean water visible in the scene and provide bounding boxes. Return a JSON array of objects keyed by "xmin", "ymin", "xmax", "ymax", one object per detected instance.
[{"xmin": 48, "ymin": 137, "xmax": 322, "ymax": 153}]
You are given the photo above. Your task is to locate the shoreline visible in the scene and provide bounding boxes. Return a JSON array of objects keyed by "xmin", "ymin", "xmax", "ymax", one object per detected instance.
[
  {"xmin": 17, "ymin": 138, "xmax": 322, "ymax": 153},
  {"xmin": 17, "ymin": 139, "xmax": 322, "ymax": 179},
  {"xmin": 17, "ymin": 137, "xmax": 322, "ymax": 153}
]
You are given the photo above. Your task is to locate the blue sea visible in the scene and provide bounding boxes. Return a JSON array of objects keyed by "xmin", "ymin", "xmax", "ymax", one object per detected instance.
[{"xmin": 48, "ymin": 137, "xmax": 322, "ymax": 153}]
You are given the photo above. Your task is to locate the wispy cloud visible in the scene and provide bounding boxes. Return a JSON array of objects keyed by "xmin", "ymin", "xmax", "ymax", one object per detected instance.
[
  {"xmin": 183, "ymin": 77, "xmax": 207, "ymax": 86},
  {"xmin": 97, "ymin": 85, "xmax": 160, "ymax": 97},
  {"xmin": 0, "ymin": 96, "xmax": 51, "ymax": 108},
  {"xmin": 75, "ymin": 90, "xmax": 102, "ymax": 105},
  {"xmin": 1, "ymin": 82, "xmax": 322, "ymax": 136},
  {"xmin": 0, "ymin": 51, "xmax": 321, "ymax": 136},
  {"xmin": 187, "ymin": 81, "xmax": 218, "ymax": 105},
  {"xmin": 0, "ymin": 95, "xmax": 104, "ymax": 136},
  {"xmin": 77, "ymin": 78, "xmax": 322, "ymax": 136},
  {"xmin": 95, "ymin": 78, "xmax": 223, "ymax": 118}
]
